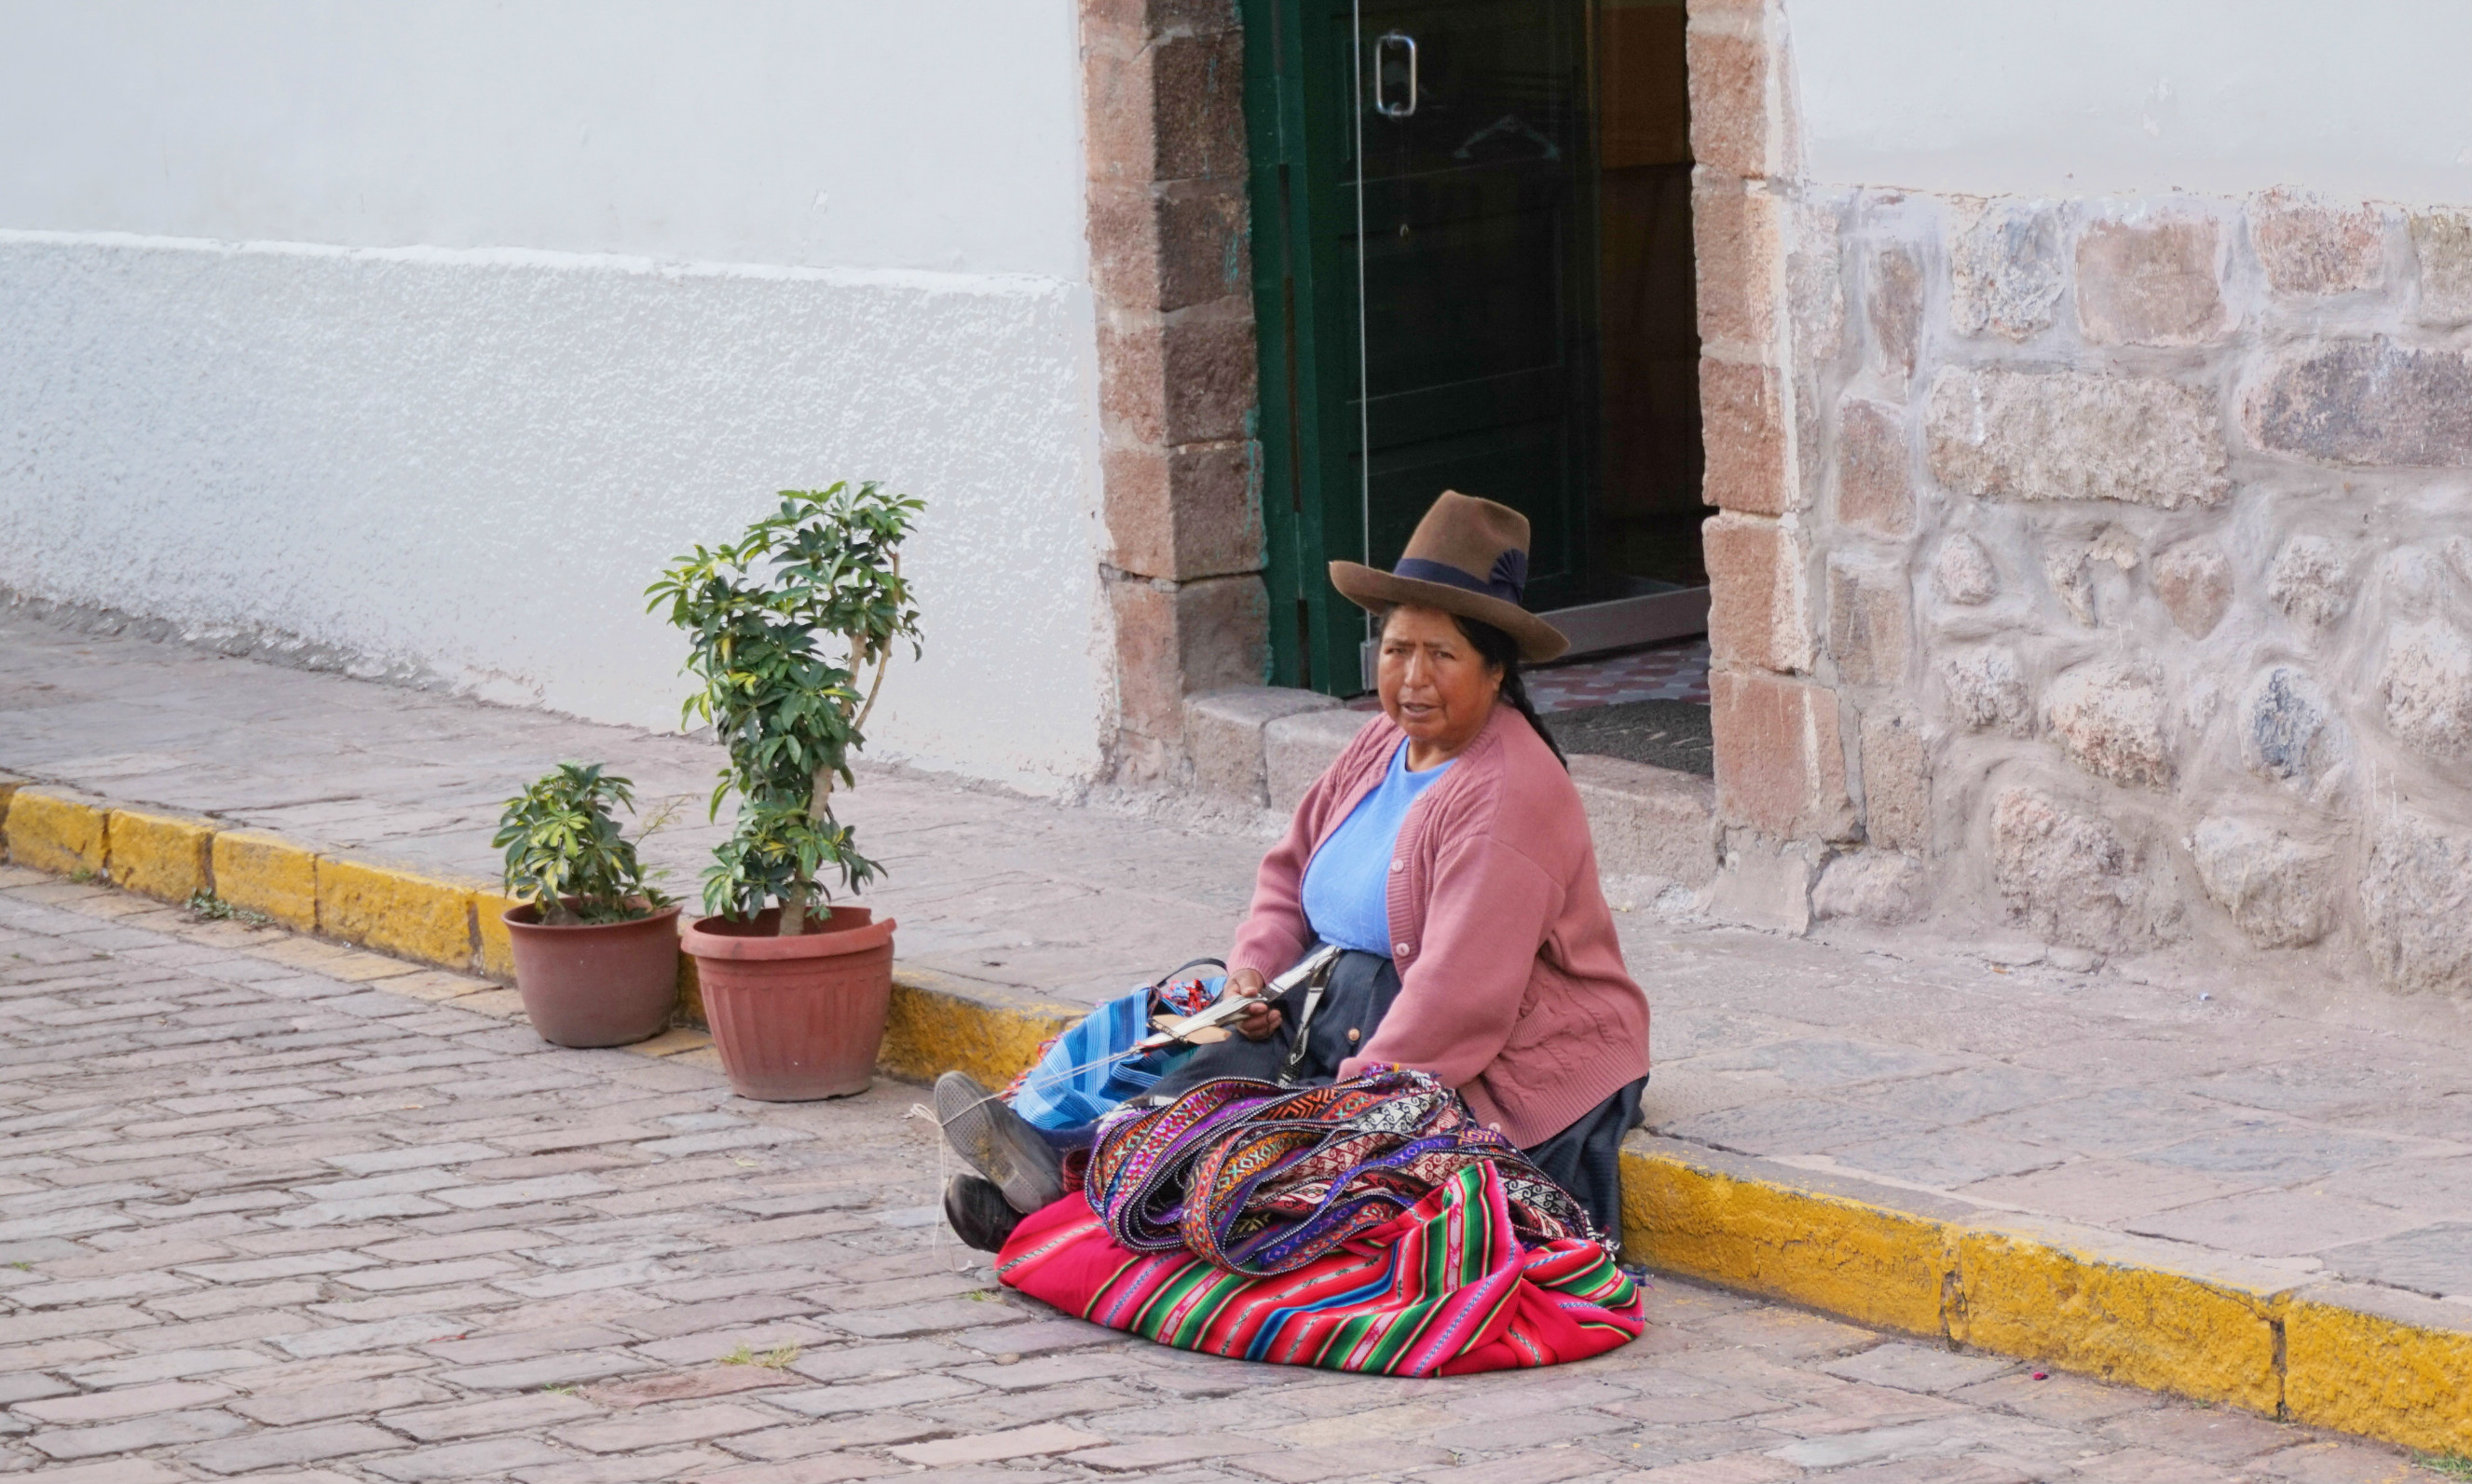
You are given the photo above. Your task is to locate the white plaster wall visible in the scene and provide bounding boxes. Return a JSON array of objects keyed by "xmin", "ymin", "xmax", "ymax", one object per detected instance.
[
  {"xmin": 0, "ymin": 1, "xmax": 1109, "ymax": 790},
  {"xmin": 1793, "ymin": 0, "xmax": 2472, "ymax": 206},
  {"xmin": 0, "ymin": 0, "xmax": 1088, "ymax": 278}
]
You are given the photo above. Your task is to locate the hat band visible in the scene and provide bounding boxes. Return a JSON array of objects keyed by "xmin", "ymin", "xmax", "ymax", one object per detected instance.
[{"xmin": 1392, "ymin": 554, "xmax": 1525, "ymax": 606}]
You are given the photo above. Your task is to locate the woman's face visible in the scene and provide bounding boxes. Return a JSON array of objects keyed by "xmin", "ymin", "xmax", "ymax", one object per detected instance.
[{"xmin": 1377, "ymin": 605, "xmax": 1503, "ymax": 762}]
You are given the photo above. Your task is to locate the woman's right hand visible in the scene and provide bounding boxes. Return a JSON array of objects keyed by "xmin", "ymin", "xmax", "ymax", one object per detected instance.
[{"xmin": 1226, "ymin": 967, "xmax": 1282, "ymax": 1041}]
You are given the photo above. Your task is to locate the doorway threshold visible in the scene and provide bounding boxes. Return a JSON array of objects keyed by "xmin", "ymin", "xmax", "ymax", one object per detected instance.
[{"xmin": 1536, "ymin": 585, "xmax": 1710, "ymax": 660}]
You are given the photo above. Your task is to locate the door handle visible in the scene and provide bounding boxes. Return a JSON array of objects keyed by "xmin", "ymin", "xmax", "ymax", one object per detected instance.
[{"xmin": 1375, "ymin": 30, "xmax": 1418, "ymax": 119}]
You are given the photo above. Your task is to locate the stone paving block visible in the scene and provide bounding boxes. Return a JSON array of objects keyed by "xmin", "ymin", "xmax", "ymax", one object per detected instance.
[
  {"xmin": 363, "ymin": 1436, "xmax": 572, "ymax": 1480},
  {"xmin": 13, "ymin": 1379, "xmax": 235, "ymax": 1423},
  {"xmin": 718, "ymin": 1413, "xmax": 955, "ymax": 1458},
  {"xmin": 692, "ymin": 1456, "xmax": 909, "ymax": 1484},
  {"xmin": 553, "ymin": 1400, "xmax": 788, "ymax": 1452},
  {"xmin": 1068, "ymin": 1433, "xmax": 1282, "ymax": 1472},
  {"xmin": 384, "ymin": 1390, "xmax": 604, "ymax": 1441},
  {"xmin": 440, "ymin": 1350, "xmax": 654, "ymax": 1389},
  {"xmin": 1617, "ymin": 1451, "xmax": 1802, "ymax": 1484},
  {"xmin": 583, "ymin": 1366, "xmax": 803, "ymax": 1407},
  {"xmin": 947, "ymin": 1318, "xmax": 1113, "ymax": 1355},
  {"xmin": 64, "ymin": 1346, "xmax": 266, "ymax": 1387},
  {"xmin": 819, "ymin": 1299, "xmax": 1031, "ymax": 1339},
  {"xmin": 783, "ymin": 1339, "xmax": 979, "ymax": 1383},
  {"xmin": 505, "ymin": 1449, "xmax": 729, "ymax": 1483},
  {"xmin": 26, "ymin": 1407, "xmax": 252, "ymax": 1458},
  {"xmin": 178, "ymin": 1420, "xmax": 404, "ymax": 1474},
  {"xmin": 772, "ymin": 1372, "xmax": 984, "ymax": 1416},
  {"xmin": 24, "ymin": 1460, "xmax": 191, "ymax": 1484},
  {"xmin": 631, "ymin": 1319, "xmax": 833, "ymax": 1365},
  {"xmin": 889, "ymin": 1422, "xmax": 1108, "ymax": 1466},
  {"xmin": 1414, "ymin": 1451, "xmax": 1618, "ymax": 1484},
  {"xmin": 227, "ymin": 1374, "xmax": 452, "ymax": 1423},
  {"xmin": 1228, "ymin": 1442, "xmax": 1457, "ymax": 1482},
  {"xmin": 2248, "ymin": 1441, "xmax": 2431, "ymax": 1484},
  {"xmin": 1823, "ymin": 1342, "xmax": 2018, "ymax": 1395}
]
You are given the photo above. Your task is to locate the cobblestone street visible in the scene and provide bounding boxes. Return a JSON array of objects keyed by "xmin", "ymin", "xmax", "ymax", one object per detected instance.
[{"xmin": 0, "ymin": 870, "xmax": 2440, "ymax": 1484}]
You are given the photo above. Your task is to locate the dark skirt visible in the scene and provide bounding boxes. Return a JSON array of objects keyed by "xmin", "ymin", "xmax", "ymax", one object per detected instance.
[{"xmin": 1149, "ymin": 947, "xmax": 1646, "ymax": 1238}]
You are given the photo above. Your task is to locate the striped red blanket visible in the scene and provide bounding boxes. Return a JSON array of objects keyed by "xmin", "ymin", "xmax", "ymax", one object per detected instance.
[{"xmin": 995, "ymin": 1159, "xmax": 1643, "ymax": 1375}]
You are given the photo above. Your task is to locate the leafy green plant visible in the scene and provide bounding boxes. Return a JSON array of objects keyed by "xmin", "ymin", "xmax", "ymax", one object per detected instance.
[
  {"xmin": 184, "ymin": 891, "xmax": 272, "ymax": 929},
  {"xmin": 648, "ymin": 483, "xmax": 923, "ymax": 935},
  {"xmin": 493, "ymin": 763, "xmax": 674, "ymax": 925},
  {"xmin": 2421, "ymin": 1455, "xmax": 2472, "ymax": 1482}
]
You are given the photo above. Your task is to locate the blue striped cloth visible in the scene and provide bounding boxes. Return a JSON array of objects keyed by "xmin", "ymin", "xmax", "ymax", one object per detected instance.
[{"xmin": 1008, "ymin": 979, "xmax": 1219, "ymax": 1131}]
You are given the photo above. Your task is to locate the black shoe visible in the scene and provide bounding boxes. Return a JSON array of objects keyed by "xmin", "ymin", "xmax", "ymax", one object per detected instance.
[
  {"xmin": 934, "ymin": 1071, "xmax": 1065, "ymax": 1214},
  {"xmin": 944, "ymin": 1174, "xmax": 1024, "ymax": 1252}
]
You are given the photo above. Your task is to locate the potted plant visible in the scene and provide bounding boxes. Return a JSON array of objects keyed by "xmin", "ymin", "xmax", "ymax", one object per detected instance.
[
  {"xmin": 649, "ymin": 482, "xmax": 923, "ymax": 1100},
  {"xmin": 494, "ymin": 762, "xmax": 681, "ymax": 1048}
]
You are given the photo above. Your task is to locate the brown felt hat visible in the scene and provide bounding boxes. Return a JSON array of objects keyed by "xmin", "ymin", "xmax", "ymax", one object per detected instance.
[{"xmin": 1329, "ymin": 491, "xmax": 1569, "ymax": 664}]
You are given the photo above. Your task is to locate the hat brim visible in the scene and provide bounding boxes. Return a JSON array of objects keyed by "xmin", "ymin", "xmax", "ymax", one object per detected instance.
[{"xmin": 1329, "ymin": 562, "xmax": 1571, "ymax": 665}]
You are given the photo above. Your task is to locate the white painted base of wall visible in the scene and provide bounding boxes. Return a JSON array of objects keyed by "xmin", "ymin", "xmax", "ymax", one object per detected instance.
[{"xmin": 0, "ymin": 231, "xmax": 1109, "ymax": 792}]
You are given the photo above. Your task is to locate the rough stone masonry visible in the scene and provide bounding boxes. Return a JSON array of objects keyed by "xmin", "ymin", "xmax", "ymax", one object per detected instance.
[{"xmin": 1707, "ymin": 63, "xmax": 2472, "ymax": 1000}]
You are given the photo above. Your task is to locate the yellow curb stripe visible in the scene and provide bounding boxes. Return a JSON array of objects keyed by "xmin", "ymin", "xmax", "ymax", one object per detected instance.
[
  {"xmin": 211, "ymin": 831, "xmax": 321, "ymax": 932},
  {"xmin": 1952, "ymin": 1220, "xmax": 2289, "ymax": 1414},
  {"xmin": 1619, "ymin": 1145, "xmax": 1948, "ymax": 1338},
  {"xmin": 104, "ymin": 808, "xmax": 214, "ymax": 904},
  {"xmin": 314, "ymin": 857, "xmax": 480, "ymax": 971},
  {"xmin": 2, "ymin": 787, "xmax": 108, "ymax": 878},
  {"xmin": 880, "ymin": 967, "xmax": 1079, "ymax": 1094},
  {"xmin": 474, "ymin": 892, "xmax": 522, "ymax": 980},
  {"xmin": 2286, "ymin": 1283, "xmax": 2472, "ymax": 1455}
]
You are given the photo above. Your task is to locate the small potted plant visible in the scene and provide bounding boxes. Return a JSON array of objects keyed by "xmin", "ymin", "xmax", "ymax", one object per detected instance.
[
  {"xmin": 494, "ymin": 762, "xmax": 681, "ymax": 1048},
  {"xmin": 649, "ymin": 482, "xmax": 923, "ymax": 1100}
]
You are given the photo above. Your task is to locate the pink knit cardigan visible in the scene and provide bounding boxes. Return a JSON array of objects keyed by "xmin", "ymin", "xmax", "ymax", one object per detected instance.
[{"xmin": 1227, "ymin": 704, "xmax": 1652, "ymax": 1149}]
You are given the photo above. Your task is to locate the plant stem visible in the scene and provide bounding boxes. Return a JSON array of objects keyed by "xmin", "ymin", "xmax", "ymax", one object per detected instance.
[{"xmin": 777, "ymin": 762, "xmax": 837, "ymax": 937}]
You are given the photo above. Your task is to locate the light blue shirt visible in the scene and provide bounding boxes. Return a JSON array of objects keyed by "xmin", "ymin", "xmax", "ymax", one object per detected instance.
[{"xmin": 1299, "ymin": 740, "xmax": 1453, "ymax": 956}]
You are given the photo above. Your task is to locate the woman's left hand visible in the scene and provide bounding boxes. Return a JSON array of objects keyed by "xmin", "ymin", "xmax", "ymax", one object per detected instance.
[{"xmin": 1224, "ymin": 967, "xmax": 1283, "ymax": 1041}]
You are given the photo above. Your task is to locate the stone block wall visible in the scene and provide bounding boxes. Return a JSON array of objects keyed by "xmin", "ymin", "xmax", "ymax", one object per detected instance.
[
  {"xmin": 1751, "ymin": 170, "xmax": 2472, "ymax": 988},
  {"xmin": 1083, "ymin": 0, "xmax": 1270, "ymax": 783},
  {"xmin": 1697, "ymin": 1, "xmax": 2472, "ymax": 996}
]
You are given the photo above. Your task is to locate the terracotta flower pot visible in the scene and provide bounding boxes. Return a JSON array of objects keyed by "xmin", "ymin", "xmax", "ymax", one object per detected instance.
[
  {"xmin": 680, "ymin": 905, "xmax": 897, "ymax": 1100},
  {"xmin": 501, "ymin": 900, "xmax": 684, "ymax": 1048}
]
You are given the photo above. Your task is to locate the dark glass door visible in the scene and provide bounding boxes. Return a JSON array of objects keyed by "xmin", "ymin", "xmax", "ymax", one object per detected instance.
[
  {"xmin": 1246, "ymin": 0, "xmax": 1707, "ymax": 693},
  {"xmin": 1345, "ymin": 0, "xmax": 1598, "ymax": 624}
]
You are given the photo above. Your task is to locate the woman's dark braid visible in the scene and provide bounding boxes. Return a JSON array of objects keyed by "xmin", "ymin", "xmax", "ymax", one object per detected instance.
[
  {"xmin": 1443, "ymin": 614, "xmax": 1567, "ymax": 769},
  {"xmin": 1497, "ymin": 660, "xmax": 1567, "ymax": 769}
]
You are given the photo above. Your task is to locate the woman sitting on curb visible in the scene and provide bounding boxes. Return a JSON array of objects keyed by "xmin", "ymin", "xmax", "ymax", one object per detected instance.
[{"xmin": 938, "ymin": 492, "xmax": 1652, "ymax": 1250}]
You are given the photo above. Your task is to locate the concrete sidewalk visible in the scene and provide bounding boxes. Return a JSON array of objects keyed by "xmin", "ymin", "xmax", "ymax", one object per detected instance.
[{"xmin": 3, "ymin": 612, "xmax": 2470, "ymax": 1446}]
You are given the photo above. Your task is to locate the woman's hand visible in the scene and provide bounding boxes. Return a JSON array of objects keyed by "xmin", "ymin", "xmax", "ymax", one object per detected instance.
[{"xmin": 1225, "ymin": 968, "xmax": 1282, "ymax": 1041}]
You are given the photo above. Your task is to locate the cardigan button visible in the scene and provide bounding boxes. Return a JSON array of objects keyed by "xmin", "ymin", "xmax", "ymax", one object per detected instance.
[
  {"xmin": 1389, "ymin": 857, "xmax": 1403, "ymax": 873},
  {"xmin": 1394, "ymin": 942, "xmax": 1411, "ymax": 957}
]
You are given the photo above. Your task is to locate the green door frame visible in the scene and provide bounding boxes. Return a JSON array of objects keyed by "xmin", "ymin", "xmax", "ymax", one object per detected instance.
[{"xmin": 1242, "ymin": 0, "xmax": 1363, "ymax": 696}]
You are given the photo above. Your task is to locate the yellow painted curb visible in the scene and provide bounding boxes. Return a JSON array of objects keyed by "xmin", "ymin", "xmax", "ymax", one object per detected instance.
[
  {"xmin": 880, "ymin": 965, "xmax": 1078, "ymax": 1093},
  {"xmin": 104, "ymin": 808, "xmax": 214, "ymax": 904},
  {"xmin": 211, "ymin": 831, "xmax": 321, "ymax": 932},
  {"xmin": 3, "ymin": 787, "xmax": 107, "ymax": 878},
  {"xmin": 678, "ymin": 953, "xmax": 704, "ymax": 1028},
  {"xmin": 1953, "ymin": 1218, "xmax": 2292, "ymax": 1415},
  {"xmin": 2286, "ymin": 1282, "xmax": 2472, "ymax": 1454},
  {"xmin": 474, "ymin": 892, "xmax": 521, "ymax": 981},
  {"xmin": 315, "ymin": 857, "xmax": 478, "ymax": 971},
  {"xmin": 1620, "ymin": 1142, "xmax": 1949, "ymax": 1338}
]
